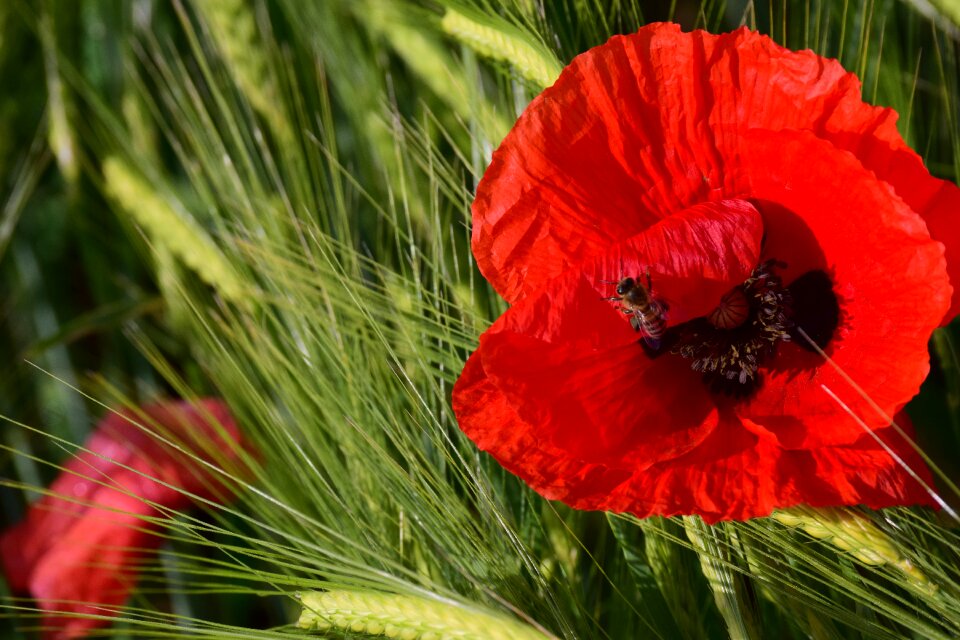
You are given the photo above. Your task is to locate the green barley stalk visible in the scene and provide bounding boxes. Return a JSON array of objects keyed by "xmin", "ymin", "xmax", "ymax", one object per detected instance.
[
  {"xmin": 38, "ymin": 9, "xmax": 78, "ymax": 186},
  {"xmin": 440, "ymin": 5, "xmax": 562, "ymax": 90},
  {"xmin": 772, "ymin": 506, "xmax": 936, "ymax": 595},
  {"xmin": 683, "ymin": 517, "xmax": 762, "ymax": 640},
  {"xmin": 365, "ymin": 0, "xmax": 511, "ymax": 142},
  {"xmin": 193, "ymin": 0, "xmax": 292, "ymax": 143},
  {"xmin": 102, "ymin": 156, "xmax": 246, "ymax": 303},
  {"xmin": 913, "ymin": 1, "xmax": 960, "ymax": 33},
  {"xmin": 298, "ymin": 590, "xmax": 554, "ymax": 640},
  {"xmin": 636, "ymin": 517, "xmax": 711, "ymax": 638}
]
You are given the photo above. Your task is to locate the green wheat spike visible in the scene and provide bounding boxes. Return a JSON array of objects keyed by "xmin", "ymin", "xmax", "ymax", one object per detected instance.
[
  {"xmin": 440, "ymin": 6, "xmax": 563, "ymax": 90},
  {"xmin": 684, "ymin": 517, "xmax": 762, "ymax": 640},
  {"xmin": 927, "ymin": 0, "xmax": 960, "ymax": 30},
  {"xmin": 298, "ymin": 590, "xmax": 554, "ymax": 640},
  {"xmin": 772, "ymin": 506, "xmax": 936, "ymax": 595},
  {"xmin": 365, "ymin": 0, "xmax": 511, "ymax": 142},
  {"xmin": 194, "ymin": 0, "xmax": 292, "ymax": 143},
  {"xmin": 38, "ymin": 10, "xmax": 78, "ymax": 185},
  {"xmin": 102, "ymin": 157, "xmax": 245, "ymax": 302},
  {"xmin": 641, "ymin": 517, "xmax": 710, "ymax": 640}
]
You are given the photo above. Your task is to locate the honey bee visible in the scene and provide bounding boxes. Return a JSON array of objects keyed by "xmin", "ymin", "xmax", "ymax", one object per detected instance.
[{"xmin": 605, "ymin": 271, "xmax": 668, "ymax": 351}]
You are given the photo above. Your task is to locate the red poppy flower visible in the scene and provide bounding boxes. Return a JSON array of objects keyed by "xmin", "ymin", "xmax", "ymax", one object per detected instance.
[
  {"xmin": 453, "ymin": 23, "xmax": 957, "ymax": 522},
  {"xmin": 1, "ymin": 398, "xmax": 246, "ymax": 639}
]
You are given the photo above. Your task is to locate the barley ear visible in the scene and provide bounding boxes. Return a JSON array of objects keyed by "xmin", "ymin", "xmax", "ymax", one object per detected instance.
[
  {"xmin": 440, "ymin": 7, "xmax": 562, "ymax": 90},
  {"xmin": 297, "ymin": 590, "xmax": 553, "ymax": 640}
]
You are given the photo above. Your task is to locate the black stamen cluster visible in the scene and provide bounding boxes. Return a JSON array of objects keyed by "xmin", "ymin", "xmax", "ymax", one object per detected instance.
[{"xmin": 671, "ymin": 260, "xmax": 793, "ymax": 396}]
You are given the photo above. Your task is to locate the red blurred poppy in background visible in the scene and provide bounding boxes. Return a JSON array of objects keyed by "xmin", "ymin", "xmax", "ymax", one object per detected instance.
[
  {"xmin": 453, "ymin": 23, "xmax": 958, "ymax": 522},
  {"xmin": 1, "ymin": 398, "xmax": 246, "ymax": 639}
]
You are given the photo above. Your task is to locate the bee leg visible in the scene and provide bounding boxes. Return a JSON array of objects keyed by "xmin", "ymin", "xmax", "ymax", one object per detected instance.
[{"xmin": 639, "ymin": 338, "xmax": 663, "ymax": 358}]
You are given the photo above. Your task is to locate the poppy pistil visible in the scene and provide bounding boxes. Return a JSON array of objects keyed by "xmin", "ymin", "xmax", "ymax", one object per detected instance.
[{"xmin": 671, "ymin": 259, "xmax": 793, "ymax": 395}]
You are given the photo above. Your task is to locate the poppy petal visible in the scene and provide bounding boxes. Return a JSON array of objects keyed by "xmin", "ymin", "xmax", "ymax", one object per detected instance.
[
  {"xmin": 580, "ymin": 199, "xmax": 764, "ymax": 325},
  {"xmin": 472, "ymin": 23, "xmax": 730, "ymax": 304},
  {"xmin": 0, "ymin": 399, "xmax": 244, "ymax": 639},
  {"xmin": 482, "ymin": 329, "xmax": 718, "ymax": 467},
  {"xmin": 454, "ymin": 349, "xmax": 662, "ymax": 509},
  {"xmin": 103, "ymin": 398, "xmax": 244, "ymax": 501},
  {"xmin": 724, "ymin": 129, "xmax": 950, "ymax": 449},
  {"xmin": 611, "ymin": 411, "xmax": 935, "ymax": 523},
  {"xmin": 29, "ymin": 499, "xmax": 158, "ymax": 640},
  {"xmin": 459, "ymin": 368, "xmax": 935, "ymax": 522},
  {"xmin": 775, "ymin": 415, "xmax": 938, "ymax": 513},
  {"xmin": 615, "ymin": 414, "xmax": 782, "ymax": 522},
  {"xmin": 704, "ymin": 25, "xmax": 960, "ymax": 323}
]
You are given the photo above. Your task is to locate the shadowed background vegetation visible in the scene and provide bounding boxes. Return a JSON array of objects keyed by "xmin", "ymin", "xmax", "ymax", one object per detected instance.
[{"xmin": 1, "ymin": 0, "xmax": 960, "ymax": 638}]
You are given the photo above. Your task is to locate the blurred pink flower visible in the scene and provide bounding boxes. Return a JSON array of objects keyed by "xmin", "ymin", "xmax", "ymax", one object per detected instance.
[{"xmin": 1, "ymin": 398, "xmax": 246, "ymax": 639}]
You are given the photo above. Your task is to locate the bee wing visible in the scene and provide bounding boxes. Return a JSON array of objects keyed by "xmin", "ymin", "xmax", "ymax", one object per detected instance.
[
  {"xmin": 650, "ymin": 297, "xmax": 669, "ymax": 315},
  {"xmin": 627, "ymin": 309, "xmax": 660, "ymax": 344}
]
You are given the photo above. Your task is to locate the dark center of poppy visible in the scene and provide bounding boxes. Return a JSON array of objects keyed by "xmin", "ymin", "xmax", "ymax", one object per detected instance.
[
  {"xmin": 785, "ymin": 270, "xmax": 841, "ymax": 351},
  {"xmin": 644, "ymin": 262, "xmax": 840, "ymax": 397}
]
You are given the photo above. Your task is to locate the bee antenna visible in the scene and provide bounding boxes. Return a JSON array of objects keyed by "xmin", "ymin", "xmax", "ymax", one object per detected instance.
[{"xmin": 599, "ymin": 279, "xmax": 619, "ymax": 284}]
